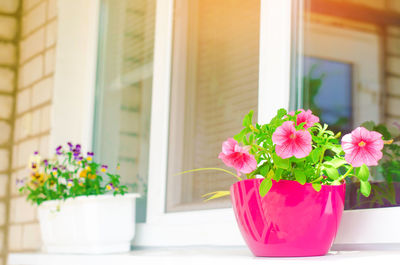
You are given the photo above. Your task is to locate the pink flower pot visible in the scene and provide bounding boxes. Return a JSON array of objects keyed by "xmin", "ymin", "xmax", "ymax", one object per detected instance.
[{"xmin": 230, "ymin": 179, "xmax": 345, "ymax": 257}]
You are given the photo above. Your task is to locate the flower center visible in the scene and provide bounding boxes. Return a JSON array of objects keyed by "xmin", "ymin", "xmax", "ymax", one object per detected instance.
[
  {"xmin": 289, "ymin": 133, "xmax": 296, "ymax": 140},
  {"xmin": 358, "ymin": 141, "xmax": 366, "ymax": 147}
]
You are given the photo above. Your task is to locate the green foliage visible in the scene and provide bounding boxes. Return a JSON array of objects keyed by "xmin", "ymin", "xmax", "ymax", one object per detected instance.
[
  {"xmin": 231, "ymin": 108, "xmax": 376, "ymax": 198},
  {"xmin": 259, "ymin": 178, "xmax": 273, "ymax": 196},
  {"xmin": 18, "ymin": 143, "xmax": 128, "ymax": 205}
]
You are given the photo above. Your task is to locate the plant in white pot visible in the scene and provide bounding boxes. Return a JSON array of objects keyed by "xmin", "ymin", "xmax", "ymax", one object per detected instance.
[{"xmin": 18, "ymin": 143, "xmax": 139, "ymax": 254}]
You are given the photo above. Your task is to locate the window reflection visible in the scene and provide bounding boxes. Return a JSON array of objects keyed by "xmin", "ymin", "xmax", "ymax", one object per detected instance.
[{"xmin": 294, "ymin": 0, "xmax": 400, "ymax": 209}]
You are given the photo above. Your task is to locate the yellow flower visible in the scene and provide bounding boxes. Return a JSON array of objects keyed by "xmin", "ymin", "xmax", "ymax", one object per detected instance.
[
  {"xmin": 79, "ymin": 170, "xmax": 88, "ymax": 178},
  {"xmin": 87, "ymin": 156, "xmax": 92, "ymax": 161}
]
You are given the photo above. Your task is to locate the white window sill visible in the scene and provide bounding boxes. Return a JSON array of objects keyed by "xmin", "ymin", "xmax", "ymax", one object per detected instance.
[{"xmin": 8, "ymin": 246, "xmax": 400, "ymax": 265}]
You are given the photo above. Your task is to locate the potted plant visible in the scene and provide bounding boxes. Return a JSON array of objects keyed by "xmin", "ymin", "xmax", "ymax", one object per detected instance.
[
  {"xmin": 18, "ymin": 143, "xmax": 139, "ymax": 254},
  {"xmin": 199, "ymin": 109, "xmax": 388, "ymax": 257}
]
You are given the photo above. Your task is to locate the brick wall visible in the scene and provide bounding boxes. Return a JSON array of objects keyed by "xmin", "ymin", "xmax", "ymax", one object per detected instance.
[
  {"xmin": 0, "ymin": 1, "xmax": 20, "ymax": 264},
  {"xmin": 385, "ymin": 16, "xmax": 400, "ymax": 125},
  {"xmin": 4, "ymin": 0, "xmax": 57, "ymax": 260}
]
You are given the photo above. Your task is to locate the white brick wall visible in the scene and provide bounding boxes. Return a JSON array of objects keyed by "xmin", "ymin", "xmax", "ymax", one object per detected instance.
[
  {"xmin": 0, "ymin": 95, "xmax": 13, "ymax": 119},
  {"xmin": 0, "ymin": 16, "xmax": 17, "ymax": 40},
  {"xmin": 387, "ymin": 37, "xmax": 400, "ymax": 56},
  {"xmin": 45, "ymin": 20, "xmax": 57, "ymax": 48},
  {"xmin": 8, "ymin": 225, "xmax": 22, "ymax": 251},
  {"xmin": 387, "ymin": 57, "xmax": 400, "ymax": 76},
  {"xmin": 0, "ymin": 149, "xmax": 9, "ymax": 172},
  {"xmin": 23, "ymin": 0, "xmax": 43, "ymax": 12},
  {"xmin": 32, "ymin": 77, "xmax": 52, "ymax": 106},
  {"xmin": 16, "ymin": 88, "xmax": 31, "ymax": 114},
  {"xmin": 0, "ymin": 1, "xmax": 19, "ymax": 14},
  {"xmin": 0, "ymin": 202, "xmax": 6, "ymax": 226},
  {"xmin": 7, "ymin": 0, "xmax": 57, "ymax": 255},
  {"xmin": 22, "ymin": 223, "xmax": 41, "ymax": 250},
  {"xmin": 22, "ymin": 2, "xmax": 46, "ymax": 37},
  {"xmin": 0, "ymin": 174, "xmax": 8, "ymax": 197},
  {"xmin": 0, "ymin": 122, "xmax": 10, "ymax": 145},
  {"xmin": 20, "ymin": 28, "xmax": 45, "ymax": 63},
  {"xmin": 47, "ymin": 0, "xmax": 57, "ymax": 20},
  {"xmin": 0, "ymin": 67, "xmax": 15, "ymax": 92},
  {"xmin": 16, "ymin": 138, "xmax": 39, "ymax": 168},
  {"xmin": 18, "ymin": 55, "xmax": 43, "ymax": 89},
  {"xmin": 0, "ymin": 43, "xmax": 16, "ymax": 66},
  {"xmin": 44, "ymin": 48, "xmax": 55, "ymax": 75},
  {"xmin": 387, "ymin": 77, "xmax": 400, "ymax": 97},
  {"xmin": 387, "ymin": 97, "xmax": 400, "ymax": 118},
  {"xmin": 9, "ymin": 197, "xmax": 36, "ymax": 224}
]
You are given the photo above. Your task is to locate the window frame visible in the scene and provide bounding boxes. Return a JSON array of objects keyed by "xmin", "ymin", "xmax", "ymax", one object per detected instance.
[
  {"xmin": 53, "ymin": 0, "xmax": 400, "ymax": 248},
  {"xmin": 137, "ymin": 0, "xmax": 292, "ymax": 246}
]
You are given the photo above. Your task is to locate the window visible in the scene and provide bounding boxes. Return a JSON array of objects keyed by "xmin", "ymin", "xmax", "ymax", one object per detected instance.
[
  {"xmin": 166, "ymin": 0, "xmax": 260, "ymax": 212},
  {"xmin": 292, "ymin": 0, "xmax": 400, "ymax": 210},
  {"xmin": 93, "ymin": 0, "xmax": 156, "ymax": 222}
]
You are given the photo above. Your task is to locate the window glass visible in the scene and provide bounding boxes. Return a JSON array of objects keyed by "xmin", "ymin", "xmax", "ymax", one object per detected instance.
[
  {"xmin": 94, "ymin": 0, "xmax": 156, "ymax": 221},
  {"xmin": 293, "ymin": 0, "xmax": 400, "ymax": 209},
  {"xmin": 166, "ymin": 0, "xmax": 260, "ymax": 212}
]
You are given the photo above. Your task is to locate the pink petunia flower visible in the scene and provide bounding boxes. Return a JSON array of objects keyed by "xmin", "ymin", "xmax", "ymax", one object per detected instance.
[
  {"xmin": 288, "ymin": 109, "xmax": 319, "ymax": 129},
  {"xmin": 272, "ymin": 121, "xmax": 312, "ymax": 159},
  {"xmin": 218, "ymin": 138, "xmax": 257, "ymax": 175},
  {"xmin": 341, "ymin": 127, "xmax": 384, "ymax": 167}
]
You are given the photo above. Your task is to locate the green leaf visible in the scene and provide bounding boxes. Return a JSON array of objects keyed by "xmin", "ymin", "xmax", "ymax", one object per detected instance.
[
  {"xmin": 273, "ymin": 153, "xmax": 290, "ymax": 169},
  {"xmin": 277, "ymin": 108, "xmax": 287, "ymax": 118},
  {"xmin": 202, "ymin": 191, "xmax": 231, "ymax": 201},
  {"xmin": 374, "ymin": 124, "xmax": 391, "ymax": 140},
  {"xmin": 356, "ymin": 164, "xmax": 369, "ymax": 182},
  {"xmin": 259, "ymin": 164, "xmax": 270, "ymax": 177},
  {"xmin": 324, "ymin": 165, "xmax": 339, "ymax": 180},
  {"xmin": 234, "ymin": 127, "xmax": 250, "ymax": 142},
  {"xmin": 312, "ymin": 183, "xmax": 322, "ymax": 192},
  {"xmin": 294, "ymin": 169, "xmax": 306, "ymax": 185},
  {"xmin": 360, "ymin": 181, "xmax": 371, "ymax": 197},
  {"xmin": 360, "ymin": 121, "xmax": 375, "ymax": 131},
  {"xmin": 310, "ymin": 148, "xmax": 321, "ymax": 163},
  {"xmin": 274, "ymin": 168, "xmax": 283, "ymax": 181},
  {"xmin": 324, "ymin": 158, "xmax": 347, "ymax": 168},
  {"xmin": 243, "ymin": 110, "xmax": 254, "ymax": 127},
  {"xmin": 259, "ymin": 178, "xmax": 273, "ymax": 197}
]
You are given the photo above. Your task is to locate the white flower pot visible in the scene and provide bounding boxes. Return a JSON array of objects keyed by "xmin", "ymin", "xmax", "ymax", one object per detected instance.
[{"xmin": 38, "ymin": 193, "xmax": 139, "ymax": 254}]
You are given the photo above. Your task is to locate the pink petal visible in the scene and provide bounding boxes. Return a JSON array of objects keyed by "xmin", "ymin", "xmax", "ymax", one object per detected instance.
[
  {"xmin": 341, "ymin": 133, "xmax": 355, "ymax": 153},
  {"xmin": 275, "ymin": 141, "xmax": 295, "ymax": 159},
  {"xmin": 292, "ymin": 130, "xmax": 312, "ymax": 158},
  {"xmin": 218, "ymin": 152, "xmax": 233, "ymax": 168},
  {"xmin": 240, "ymin": 153, "xmax": 258, "ymax": 173},
  {"xmin": 222, "ymin": 138, "xmax": 238, "ymax": 155},
  {"xmin": 272, "ymin": 121, "xmax": 295, "ymax": 145}
]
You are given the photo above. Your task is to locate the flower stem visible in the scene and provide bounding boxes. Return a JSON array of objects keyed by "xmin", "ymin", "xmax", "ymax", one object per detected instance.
[
  {"xmin": 337, "ymin": 165, "xmax": 354, "ymax": 182},
  {"xmin": 316, "ymin": 147, "xmax": 326, "ymax": 177}
]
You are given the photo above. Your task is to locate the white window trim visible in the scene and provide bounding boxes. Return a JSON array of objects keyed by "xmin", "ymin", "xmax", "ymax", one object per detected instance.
[
  {"xmin": 139, "ymin": 0, "xmax": 292, "ymax": 246},
  {"xmin": 52, "ymin": 0, "xmax": 400, "ymax": 248}
]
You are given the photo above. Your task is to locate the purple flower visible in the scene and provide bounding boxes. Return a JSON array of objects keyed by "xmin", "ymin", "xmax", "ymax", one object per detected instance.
[
  {"xmin": 101, "ymin": 165, "xmax": 108, "ymax": 173},
  {"xmin": 56, "ymin": 146, "xmax": 63, "ymax": 155},
  {"xmin": 67, "ymin": 142, "xmax": 73, "ymax": 151},
  {"xmin": 16, "ymin": 179, "xmax": 25, "ymax": 186},
  {"xmin": 72, "ymin": 144, "xmax": 81, "ymax": 159},
  {"xmin": 43, "ymin": 159, "xmax": 48, "ymax": 166},
  {"xmin": 34, "ymin": 151, "xmax": 39, "ymax": 155},
  {"xmin": 106, "ymin": 183, "xmax": 115, "ymax": 190},
  {"xmin": 87, "ymin": 152, "xmax": 94, "ymax": 156}
]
